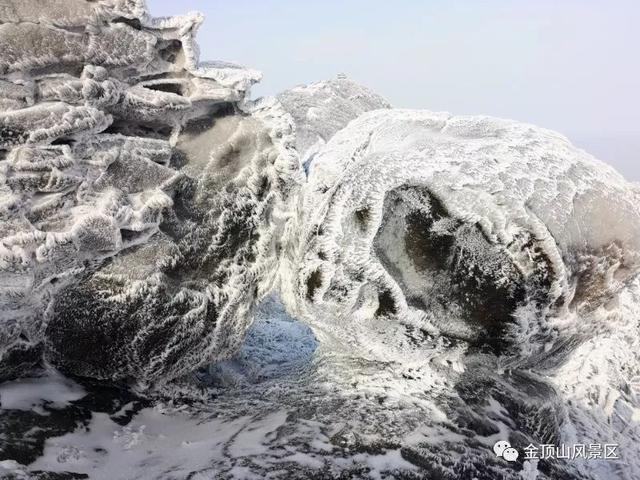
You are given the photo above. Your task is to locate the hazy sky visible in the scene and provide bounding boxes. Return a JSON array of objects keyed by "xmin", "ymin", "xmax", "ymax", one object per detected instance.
[{"xmin": 148, "ymin": 0, "xmax": 639, "ymax": 181}]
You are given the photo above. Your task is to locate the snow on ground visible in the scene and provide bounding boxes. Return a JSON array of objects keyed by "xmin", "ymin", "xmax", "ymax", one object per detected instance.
[{"xmin": 0, "ymin": 370, "xmax": 84, "ymax": 411}]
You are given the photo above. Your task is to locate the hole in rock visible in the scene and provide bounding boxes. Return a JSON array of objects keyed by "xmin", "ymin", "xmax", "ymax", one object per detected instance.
[
  {"xmin": 50, "ymin": 137, "xmax": 75, "ymax": 147},
  {"xmin": 112, "ymin": 17, "xmax": 143, "ymax": 30},
  {"xmin": 306, "ymin": 270, "xmax": 323, "ymax": 301},
  {"xmin": 354, "ymin": 207, "xmax": 370, "ymax": 231},
  {"xmin": 120, "ymin": 228, "xmax": 149, "ymax": 243},
  {"xmin": 29, "ymin": 64, "xmax": 84, "ymax": 78},
  {"xmin": 136, "ymin": 72, "xmax": 183, "ymax": 82},
  {"xmin": 255, "ymin": 175, "xmax": 270, "ymax": 200},
  {"xmin": 158, "ymin": 40, "xmax": 183, "ymax": 64},
  {"xmin": 143, "ymin": 82, "xmax": 184, "ymax": 96},
  {"xmin": 375, "ymin": 290, "xmax": 397, "ymax": 317},
  {"xmin": 203, "ymin": 295, "xmax": 318, "ymax": 386},
  {"xmin": 103, "ymin": 120, "xmax": 172, "ymax": 140}
]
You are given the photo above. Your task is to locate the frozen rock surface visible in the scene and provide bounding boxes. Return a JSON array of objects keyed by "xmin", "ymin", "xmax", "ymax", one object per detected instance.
[
  {"xmin": 1, "ymin": 2, "xmax": 640, "ymax": 480},
  {"xmin": 285, "ymin": 109, "xmax": 640, "ymax": 361},
  {"xmin": 278, "ymin": 108, "xmax": 640, "ymax": 479},
  {"xmin": 0, "ymin": 0, "xmax": 301, "ymax": 383},
  {"xmin": 277, "ymin": 77, "xmax": 390, "ymax": 163}
]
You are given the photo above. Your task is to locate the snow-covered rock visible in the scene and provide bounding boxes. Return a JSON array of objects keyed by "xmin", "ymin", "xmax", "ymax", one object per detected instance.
[
  {"xmin": 283, "ymin": 108, "xmax": 640, "ymax": 365},
  {"xmin": 1, "ymin": 2, "xmax": 640, "ymax": 479},
  {"xmin": 0, "ymin": 0, "xmax": 302, "ymax": 383},
  {"xmin": 275, "ymin": 108, "xmax": 640, "ymax": 480},
  {"xmin": 277, "ymin": 77, "xmax": 390, "ymax": 163}
]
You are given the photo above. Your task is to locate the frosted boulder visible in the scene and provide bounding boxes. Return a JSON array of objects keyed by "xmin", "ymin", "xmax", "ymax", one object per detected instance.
[
  {"xmin": 284, "ymin": 109, "xmax": 640, "ymax": 363},
  {"xmin": 0, "ymin": 0, "xmax": 301, "ymax": 383},
  {"xmin": 277, "ymin": 77, "xmax": 390, "ymax": 162}
]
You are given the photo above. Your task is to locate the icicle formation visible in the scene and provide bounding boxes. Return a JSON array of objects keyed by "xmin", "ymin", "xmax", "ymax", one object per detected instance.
[{"xmin": 0, "ymin": 0, "xmax": 301, "ymax": 382}]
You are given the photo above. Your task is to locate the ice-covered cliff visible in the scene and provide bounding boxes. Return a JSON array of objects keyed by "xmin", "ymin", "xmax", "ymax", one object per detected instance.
[{"xmin": 0, "ymin": 0, "xmax": 302, "ymax": 383}]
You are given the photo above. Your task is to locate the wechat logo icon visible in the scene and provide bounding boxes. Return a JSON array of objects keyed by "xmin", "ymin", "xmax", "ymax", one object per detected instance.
[{"xmin": 494, "ymin": 440, "xmax": 519, "ymax": 462}]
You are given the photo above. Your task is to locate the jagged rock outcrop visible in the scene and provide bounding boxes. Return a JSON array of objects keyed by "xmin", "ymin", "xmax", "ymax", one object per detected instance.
[
  {"xmin": 0, "ymin": 0, "xmax": 302, "ymax": 383},
  {"xmin": 283, "ymin": 109, "xmax": 640, "ymax": 364}
]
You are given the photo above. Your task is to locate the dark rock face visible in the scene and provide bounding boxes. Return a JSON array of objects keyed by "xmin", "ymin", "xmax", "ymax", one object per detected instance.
[
  {"xmin": 0, "ymin": 342, "xmax": 42, "ymax": 384},
  {"xmin": 373, "ymin": 186, "xmax": 556, "ymax": 355},
  {"xmin": 0, "ymin": 0, "xmax": 302, "ymax": 383},
  {"xmin": 45, "ymin": 107, "xmax": 301, "ymax": 383}
]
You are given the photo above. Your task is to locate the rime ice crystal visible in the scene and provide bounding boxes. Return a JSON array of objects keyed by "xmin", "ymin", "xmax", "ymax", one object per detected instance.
[
  {"xmin": 1, "ymin": 3, "xmax": 640, "ymax": 479},
  {"xmin": 284, "ymin": 109, "xmax": 640, "ymax": 363},
  {"xmin": 0, "ymin": 0, "xmax": 301, "ymax": 382}
]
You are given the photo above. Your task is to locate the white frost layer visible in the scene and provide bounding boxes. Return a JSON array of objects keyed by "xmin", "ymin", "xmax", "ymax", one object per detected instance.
[
  {"xmin": 273, "ymin": 105, "xmax": 640, "ymax": 480},
  {"xmin": 283, "ymin": 108, "xmax": 640, "ymax": 362},
  {"xmin": 26, "ymin": 405, "xmax": 422, "ymax": 480},
  {"xmin": 277, "ymin": 77, "xmax": 391, "ymax": 162},
  {"xmin": 550, "ymin": 278, "xmax": 640, "ymax": 479},
  {"xmin": 0, "ymin": 0, "xmax": 302, "ymax": 382},
  {"xmin": 0, "ymin": 369, "xmax": 84, "ymax": 411}
]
